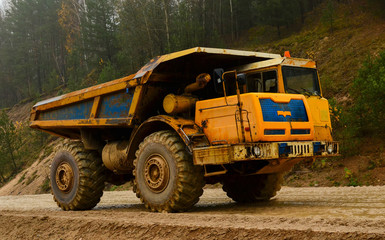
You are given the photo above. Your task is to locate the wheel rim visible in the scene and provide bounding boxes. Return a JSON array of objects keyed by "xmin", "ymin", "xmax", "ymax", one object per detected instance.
[
  {"xmin": 55, "ymin": 162, "xmax": 74, "ymax": 193},
  {"xmin": 144, "ymin": 154, "xmax": 170, "ymax": 193}
]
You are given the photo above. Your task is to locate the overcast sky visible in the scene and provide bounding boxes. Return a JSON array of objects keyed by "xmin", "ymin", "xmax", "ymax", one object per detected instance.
[{"xmin": 0, "ymin": 0, "xmax": 7, "ymax": 11}]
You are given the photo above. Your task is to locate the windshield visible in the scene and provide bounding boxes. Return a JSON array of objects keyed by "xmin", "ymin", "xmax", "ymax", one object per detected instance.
[{"xmin": 282, "ymin": 66, "xmax": 320, "ymax": 96}]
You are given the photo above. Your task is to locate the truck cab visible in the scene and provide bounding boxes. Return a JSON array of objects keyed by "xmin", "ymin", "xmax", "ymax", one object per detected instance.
[
  {"xmin": 192, "ymin": 54, "xmax": 338, "ymax": 177},
  {"xmin": 239, "ymin": 54, "xmax": 333, "ymax": 142}
]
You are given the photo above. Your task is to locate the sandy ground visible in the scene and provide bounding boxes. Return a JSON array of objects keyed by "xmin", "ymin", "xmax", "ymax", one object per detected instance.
[{"xmin": 0, "ymin": 187, "xmax": 385, "ymax": 239}]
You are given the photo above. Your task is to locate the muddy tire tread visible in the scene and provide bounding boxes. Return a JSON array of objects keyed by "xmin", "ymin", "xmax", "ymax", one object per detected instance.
[
  {"xmin": 53, "ymin": 141, "xmax": 105, "ymax": 210},
  {"xmin": 133, "ymin": 130, "xmax": 205, "ymax": 212}
]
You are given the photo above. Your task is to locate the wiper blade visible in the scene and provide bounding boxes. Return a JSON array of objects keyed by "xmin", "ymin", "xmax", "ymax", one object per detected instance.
[
  {"xmin": 301, "ymin": 88, "xmax": 321, "ymax": 97},
  {"xmin": 301, "ymin": 88, "xmax": 312, "ymax": 96},
  {"xmin": 286, "ymin": 87, "xmax": 301, "ymax": 94}
]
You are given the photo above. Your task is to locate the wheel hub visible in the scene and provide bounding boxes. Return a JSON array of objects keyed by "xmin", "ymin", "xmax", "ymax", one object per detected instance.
[
  {"xmin": 144, "ymin": 154, "xmax": 170, "ymax": 193},
  {"xmin": 55, "ymin": 162, "xmax": 74, "ymax": 193}
]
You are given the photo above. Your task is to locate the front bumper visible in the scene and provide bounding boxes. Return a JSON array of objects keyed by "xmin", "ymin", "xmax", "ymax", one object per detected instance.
[{"xmin": 193, "ymin": 141, "xmax": 339, "ymax": 165}]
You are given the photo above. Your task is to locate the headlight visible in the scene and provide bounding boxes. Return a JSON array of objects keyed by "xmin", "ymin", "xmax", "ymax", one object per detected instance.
[
  {"xmin": 327, "ymin": 144, "xmax": 334, "ymax": 154},
  {"xmin": 253, "ymin": 146, "xmax": 261, "ymax": 156}
]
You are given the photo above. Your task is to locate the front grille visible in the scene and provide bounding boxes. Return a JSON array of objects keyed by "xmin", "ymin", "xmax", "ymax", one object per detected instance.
[
  {"xmin": 259, "ymin": 98, "xmax": 308, "ymax": 122},
  {"xmin": 292, "ymin": 144, "xmax": 311, "ymax": 155},
  {"xmin": 279, "ymin": 142, "xmax": 313, "ymax": 157}
]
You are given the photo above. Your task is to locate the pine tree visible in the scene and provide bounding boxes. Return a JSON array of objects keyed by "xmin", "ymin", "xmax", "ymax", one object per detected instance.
[{"xmin": 0, "ymin": 111, "xmax": 20, "ymax": 175}]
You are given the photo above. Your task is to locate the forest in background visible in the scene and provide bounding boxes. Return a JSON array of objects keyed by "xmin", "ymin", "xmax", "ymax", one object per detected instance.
[{"xmin": 0, "ymin": 0, "xmax": 326, "ymax": 108}]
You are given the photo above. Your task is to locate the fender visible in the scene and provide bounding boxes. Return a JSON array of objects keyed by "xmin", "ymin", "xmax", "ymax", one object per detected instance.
[{"xmin": 126, "ymin": 115, "xmax": 203, "ymax": 164}]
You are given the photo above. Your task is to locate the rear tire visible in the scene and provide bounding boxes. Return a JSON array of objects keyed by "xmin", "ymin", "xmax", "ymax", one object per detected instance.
[
  {"xmin": 133, "ymin": 130, "xmax": 204, "ymax": 212},
  {"xmin": 222, "ymin": 173, "xmax": 283, "ymax": 203},
  {"xmin": 50, "ymin": 141, "xmax": 105, "ymax": 210}
]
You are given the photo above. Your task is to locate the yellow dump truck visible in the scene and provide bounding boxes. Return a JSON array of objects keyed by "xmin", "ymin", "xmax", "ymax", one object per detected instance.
[{"xmin": 30, "ymin": 47, "xmax": 339, "ymax": 212}]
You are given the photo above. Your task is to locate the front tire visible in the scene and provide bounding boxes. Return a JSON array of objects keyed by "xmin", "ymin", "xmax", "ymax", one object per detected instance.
[
  {"xmin": 50, "ymin": 141, "xmax": 106, "ymax": 210},
  {"xmin": 222, "ymin": 173, "xmax": 283, "ymax": 203},
  {"xmin": 133, "ymin": 130, "xmax": 204, "ymax": 212}
]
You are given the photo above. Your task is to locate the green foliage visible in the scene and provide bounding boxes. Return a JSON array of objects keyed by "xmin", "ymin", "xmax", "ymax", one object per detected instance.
[
  {"xmin": 367, "ymin": 158, "xmax": 384, "ymax": 170},
  {"xmin": 39, "ymin": 145, "xmax": 54, "ymax": 162},
  {"xmin": 25, "ymin": 174, "xmax": 38, "ymax": 186},
  {"xmin": 252, "ymin": 0, "xmax": 301, "ymax": 37},
  {"xmin": 17, "ymin": 172, "xmax": 26, "ymax": 184},
  {"xmin": 40, "ymin": 176, "xmax": 51, "ymax": 193},
  {"xmin": 0, "ymin": 109, "xmax": 50, "ymax": 185},
  {"xmin": 82, "ymin": 0, "xmax": 119, "ymax": 64},
  {"xmin": 344, "ymin": 167, "xmax": 360, "ymax": 187},
  {"xmin": 43, "ymin": 71, "xmax": 61, "ymax": 93},
  {"xmin": 344, "ymin": 167, "xmax": 352, "ymax": 178},
  {"xmin": 328, "ymin": 98, "xmax": 342, "ymax": 129},
  {"xmin": 321, "ymin": 0, "xmax": 336, "ymax": 32},
  {"xmin": 0, "ymin": 110, "xmax": 21, "ymax": 181},
  {"xmin": 312, "ymin": 158, "xmax": 332, "ymax": 170},
  {"xmin": 327, "ymin": 51, "xmax": 385, "ymax": 156},
  {"xmin": 327, "ymin": 98, "xmax": 359, "ymax": 156},
  {"xmin": 367, "ymin": 159, "xmax": 376, "ymax": 170},
  {"xmin": 326, "ymin": 176, "xmax": 341, "ymax": 187},
  {"xmin": 309, "ymin": 180, "xmax": 319, "ymax": 187},
  {"xmin": 0, "ymin": 0, "xmax": 65, "ymax": 106},
  {"xmin": 368, "ymin": 0, "xmax": 385, "ymax": 18},
  {"xmin": 98, "ymin": 61, "xmax": 120, "ymax": 84},
  {"xmin": 350, "ymin": 50, "xmax": 385, "ymax": 136}
]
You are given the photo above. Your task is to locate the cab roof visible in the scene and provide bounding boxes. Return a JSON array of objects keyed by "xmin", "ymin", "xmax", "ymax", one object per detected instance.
[{"xmin": 236, "ymin": 57, "xmax": 317, "ymax": 73}]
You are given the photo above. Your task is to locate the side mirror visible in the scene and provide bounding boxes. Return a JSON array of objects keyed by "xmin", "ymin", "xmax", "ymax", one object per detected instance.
[
  {"xmin": 213, "ymin": 68, "xmax": 224, "ymax": 84},
  {"xmin": 213, "ymin": 68, "xmax": 224, "ymax": 94},
  {"xmin": 237, "ymin": 73, "xmax": 246, "ymax": 86}
]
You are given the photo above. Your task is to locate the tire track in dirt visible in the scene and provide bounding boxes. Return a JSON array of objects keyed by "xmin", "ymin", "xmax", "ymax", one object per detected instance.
[{"xmin": 0, "ymin": 187, "xmax": 385, "ymax": 239}]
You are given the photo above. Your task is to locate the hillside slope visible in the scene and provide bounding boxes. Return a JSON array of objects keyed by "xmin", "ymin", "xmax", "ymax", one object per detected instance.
[
  {"xmin": 255, "ymin": 1, "xmax": 385, "ymax": 187},
  {"xmin": 255, "ymin": 0, "xmax": 385, "ymax": 102}
]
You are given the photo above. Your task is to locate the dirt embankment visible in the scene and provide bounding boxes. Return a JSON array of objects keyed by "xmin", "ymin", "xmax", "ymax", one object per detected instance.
[
  {"xmin": 1, "ymin": 187, "xmax": 385, "ymax": 239},
  {"xmin": 0, "ymin": 139, "xmax": 61, "ymax": 196}
]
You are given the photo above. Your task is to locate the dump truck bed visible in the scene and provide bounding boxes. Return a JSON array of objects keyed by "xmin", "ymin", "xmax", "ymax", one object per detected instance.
[
  {"xmin": 30, "ymin": 47, "xmax": 280, "ymax": 138},
  {"xmin": 30, "ymin": 74, "xmax": 139, "ymax": 137}
]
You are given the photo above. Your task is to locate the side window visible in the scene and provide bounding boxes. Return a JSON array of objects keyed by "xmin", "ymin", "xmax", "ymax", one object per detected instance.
[
  {"xmin": 246, "ymin": 70, "xmax": 277, "ymax": 93},
  {"xmin": 246, "ymin": 72, "xmax": 262, "ymax": 92},
  {"xmin": 263, "ymin": 71, "xmax": 277, "ymax": 93}
]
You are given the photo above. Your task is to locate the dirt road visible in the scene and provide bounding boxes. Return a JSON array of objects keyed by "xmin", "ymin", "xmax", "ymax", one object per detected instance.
[{"xmin": 0, "ymin": 186, "xmax": 385, "ymax": 239}]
